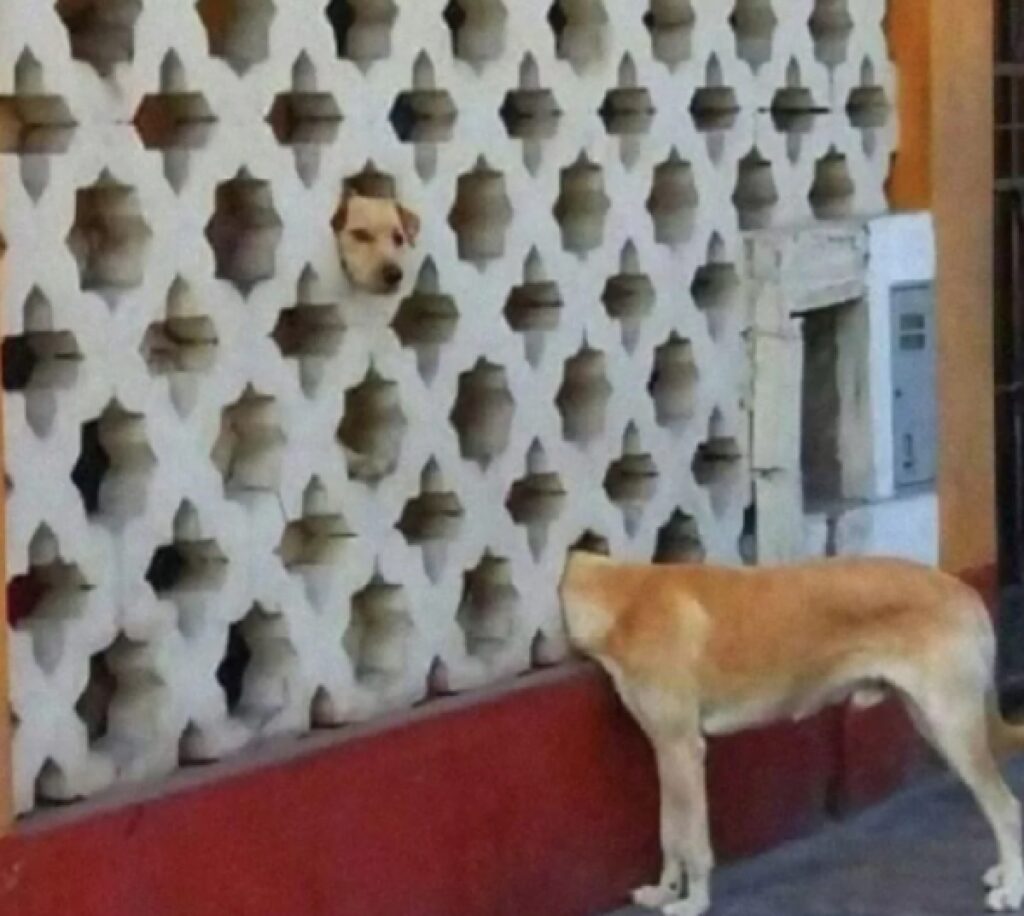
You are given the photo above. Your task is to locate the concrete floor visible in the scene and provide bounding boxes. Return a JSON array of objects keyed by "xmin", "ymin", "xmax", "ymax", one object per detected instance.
[{"xmin": 606, "ymin": 758, "xmax": 1024, "ymax": 916}]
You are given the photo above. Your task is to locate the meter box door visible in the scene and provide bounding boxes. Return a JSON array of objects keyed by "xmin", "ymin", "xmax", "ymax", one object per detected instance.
[{"xmin": 891, "ymin": 282, "xmax": 938, "ymax": 490}]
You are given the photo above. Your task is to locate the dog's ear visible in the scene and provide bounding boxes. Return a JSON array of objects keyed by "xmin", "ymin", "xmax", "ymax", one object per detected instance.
[
  {"xmin": 332, "ymin": 188, "xmax": 354, "ymax": 234},
  {"xmin": 397, "ymin": 205, "xmax": 421, "ymax": 247}
]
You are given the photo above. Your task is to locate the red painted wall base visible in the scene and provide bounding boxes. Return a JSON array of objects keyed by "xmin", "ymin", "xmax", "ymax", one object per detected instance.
[{"xmin": 0, "ymin": 565, "xmax": 994, "ymax": 916}]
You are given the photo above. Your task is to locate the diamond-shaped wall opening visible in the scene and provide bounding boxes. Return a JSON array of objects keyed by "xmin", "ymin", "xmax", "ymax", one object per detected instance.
[
  {"xmin": 279, "ymin": 478, "xmax": 353, "ymax": 569},
  {"xmin": 810, "ymin": 0, "xmax": 853, "ymax": 70},
  {"xmin": 500, "ymin": 55, "xmax": 561, "ymax": 146},
  {"xmin": 56, "ymin": 0, "xmax": 141, "ymax": 76},
  {"xmin": 648, "ymin": 151, "xmax": 698, "ymax": 247},
  {"xmin": 338, "ymin": 369, "xmax": 407, "ymax": 485},
  {"xmin": 75, "ymin": 635, "xmax": 168, "ymax": 775},
  {"xmin": 603, "ymin": 242, "xmax": 655, "ymax": 353},
  {"xmin": 0, "ymin": 50, "xmax": 76, "ymax": 150},
  {"xmin": 692, "ymin": 236, "xmax": 741, "ymax": 342},
  {"xmin": 343, "ymin": 162, "xmax": 396, "ymax": 200},
  {"xmin": 70, "ymin": 401, "xmax": 155, "ymax": 519},
  {"xmin": 134, "ymin": 52, "xmax": 215, "ymax": 191},
  {"xmin": 809, "ymin": 148, "xmax": 855, "ymax": 220},
  {"xmin": 549, "ymin": 0, "xmax": 609, "ymax": 72},
  {"xmin": 599, "ymin": 55, "xmax": 655, "ymax": 137},
  {"xmin": 206, "ymin": 170, "xmax": 282, "ymax": 295},
  {"xmin": 66, "ymin": 173, "xmax": 151, "ymax": 304},
  {"xmin": 692, "ymin": 421, "xmax": 744, "ymax": 517},
  {"xmin": 3, "ymin": 287, "xmax": 82, "ymax": 437},
  {"xmin": 505, "ymin": 249, "xmax": 563, "ymax": 367},
  {"xmin": 645, "ymin": 0, "xmax": 695, "ymax": 69},
  {"xmin": 272, "ymin": 268, "xmax": 343, "ymax": 398},
  {"xmin": 0, "ymin": 51, "xmax": 76, "ymax": 200},
  {"xmin": 9, "ymin": 525, "xmax": 91, "ymax": 674},
  {"xmin": 573, "ymin": 529, "xmax": 611, "ymax": 556},
  {"xmin": 604, "ymin": 424, "xmax": 659, "ymax": 537},
  {"xmin": 197, "ymin": 0, "xmax": 275, "ymax": 74},
  {"xmin": 771, "ymin": 84, "xmax": 819, "ymax": 137},
  {"xmin": 458, "ymin": 555, "xmax": 518, "ymax": 662},
  {"xmin": 211, "ymin": 385, "xmax": 285, "ymax": 498},
  {"xmin": 531, "ymin": 630, "xmax": 560, "ymax": 668},
  {"xmin": 654, "ymin": 509, "xmax": 705, "ymax": 563},
  {"xmin": 390, "ymin": 53, "xmax": 456, "ymax": 145},
  {"xmin": 557, "ymin": 347, "xmax": 611, "ymax": 444},
  {"xmin": 730, "ymin": 0, "xmax": 777, "ymax": 71},
  {"xmin": 650, "ymin": 333, "xmax": 698, "ymax": 430},
  {"xmin": 269, "ymin": 54, "xmax": 342, "ymax": 146},
  {"xmin": 327, "ymin": 0, "xmax": 398, "ymax": 68},
  {"xmin": 555, "ymin": 155, "xmax": 610, "ymax": 255},
  {"xmin": 449, "ymin": 159, "xmax": 512, "ymax": 266},
  {"xmin": 345, "ymin": 579, "xmax": 414, "ymax": 691},
  {"xmin": 507, "ymin": 441, "xmax": 566, "ymax": 560},
  {"xmin": 279, "ymin": 478, "xmax": 353, "ymax": 609},
  {"xmin": 847, "ymin": 60, "xmax": 890, "ymax": 132},
  {"xmin": 443, "ymin": 0, "xmax": 507, "ymax": 66},
  {"xmin": 450, "ymin": 359, "xmax": 515, "ymax": 468},
  {"xmin": 691, "ymin": 57, "xmax": 739, "ymax": 134},
  {"xmin": 770, "ymin": 59, "xmax": 824, "ymax": 150},
  {"xmin": 398, "ymin": 460, "xmax": 464, "ymax": 582},
  {"xmin": 217, "ymin": 613, "xmax": 255, "ymax": 714},
  {"xmin": 733, "ymin": 147, "xmax": 778, "ymax": 231},
  {"xmin": 146, "ymin": 502, "xmax": 228, "ymax": 639},
  {"xmin": 221, "ymin": 605, "xmax": 299, "ymax": 727},
  {"xmin": 848, "ymin": 84, "xmax": 889, "ymax": 136},
  {"xmin": 76, "ymin": 649, "xmax": 117, "ymax": 746},
  {"xmin": 335, "ymin": 165, "xmax": 417, "ymax": 291},
  {"xmin": 392, "ymin": 260, "xmax": 458, "ymax": 384},
  {"xmin": 142, "ymin": 277, "xmax": 218, "ymax": 415},
  {"xmin": 426, "ymin": 655, "xmax": 455, "ymax": 698},
  {"xmin": 268, "ymin": 54, "xmax": 342, "ymax": 185},
  {"xmin": 32, "ymin": 759, "xmax": 73, "ymax": 809}
]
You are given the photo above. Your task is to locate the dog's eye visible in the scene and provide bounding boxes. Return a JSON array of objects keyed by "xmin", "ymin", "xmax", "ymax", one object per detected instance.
[
  {"xmin": 392, "ymin": 231, "xmax": 405, "ymax": 248},
  {"xmin": 351, "ymin": 229, "xmax": 374, "ymax": 244}
]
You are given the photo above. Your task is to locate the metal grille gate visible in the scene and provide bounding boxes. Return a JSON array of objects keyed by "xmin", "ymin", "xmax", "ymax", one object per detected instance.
[{"xmin": 995, "ymin": 0, "xmax": 1024, "ymax": 696}]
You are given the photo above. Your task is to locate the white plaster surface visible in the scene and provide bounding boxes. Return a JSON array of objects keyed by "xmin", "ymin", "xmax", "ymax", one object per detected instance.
[{"xmin": 0, "ymin": 0, "xmax": 896, "ymax": 812}]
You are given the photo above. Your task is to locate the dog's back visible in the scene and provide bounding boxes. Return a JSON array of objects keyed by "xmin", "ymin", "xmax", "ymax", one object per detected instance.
[{"xmin": 560, "ymin": 552, "xmax": 990, "ymax": 727}]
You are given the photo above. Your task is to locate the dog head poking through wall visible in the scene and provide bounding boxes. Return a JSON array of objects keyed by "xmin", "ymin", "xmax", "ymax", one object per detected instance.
[{"xmin": 333, "ymin": 191, "xmax": 420, "ymax": 295}]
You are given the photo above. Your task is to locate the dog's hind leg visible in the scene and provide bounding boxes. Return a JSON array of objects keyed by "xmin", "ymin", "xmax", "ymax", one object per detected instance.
[
  {"xmin": 631, "ymin": 732, "xmax": 713, "ymax": 916},
  {"xmin": 902, "ymin": 679, "xmax": 1024, "ymax": 912}
]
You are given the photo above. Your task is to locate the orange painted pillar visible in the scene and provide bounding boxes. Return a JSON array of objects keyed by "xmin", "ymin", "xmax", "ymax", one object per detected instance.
[
  {"xmin": 887, "ymin": 0, "xmax": 932, "ymax": 210},
  {"xmin": 889, "ymin": 0, "xmax": 996, "ymax": 576}
]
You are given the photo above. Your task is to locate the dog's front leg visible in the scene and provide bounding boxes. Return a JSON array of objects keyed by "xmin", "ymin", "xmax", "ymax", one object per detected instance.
[{"xmin": 633, "ymin": 732, "xmax": 713, "ymax": 916}]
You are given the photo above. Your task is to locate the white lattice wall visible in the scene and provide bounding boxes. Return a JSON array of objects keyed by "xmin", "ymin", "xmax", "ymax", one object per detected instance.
[{"xmin": 0, "ymin": 0, "xmax": 895, "ymax": 814}]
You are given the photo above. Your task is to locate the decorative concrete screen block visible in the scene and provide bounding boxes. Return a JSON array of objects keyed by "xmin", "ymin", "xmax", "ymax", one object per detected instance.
[{"xmin": 0, "ymin": 0, "xmax": 896, "ymax": 812}]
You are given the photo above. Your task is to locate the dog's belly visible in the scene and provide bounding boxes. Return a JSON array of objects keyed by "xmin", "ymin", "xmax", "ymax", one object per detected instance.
[{"xmin": 701, "ymin": 679, "xmax": 885, "ymax": 736}]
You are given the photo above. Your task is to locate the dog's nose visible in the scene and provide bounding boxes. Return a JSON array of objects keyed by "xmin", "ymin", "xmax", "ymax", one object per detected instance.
[{"xmin": 382, "ymin": 264, "xmax": 404, "ymax": 289}]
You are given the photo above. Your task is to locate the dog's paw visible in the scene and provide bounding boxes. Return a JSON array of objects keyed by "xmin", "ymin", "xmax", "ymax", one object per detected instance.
[
  {"xmin": 985, "ymin": 866, "xmax": 1005, "ymax": 890},
  {"xmin": 985, "ymin": 868, "xmax": 1024, "ymax": 912},
  {"xmin": 632, "ymin": 884, "xmax": 678, "ymax": 909},
  {"xmin": 661, "ymin": 898, "xmax": 710, "ymax": 916}
]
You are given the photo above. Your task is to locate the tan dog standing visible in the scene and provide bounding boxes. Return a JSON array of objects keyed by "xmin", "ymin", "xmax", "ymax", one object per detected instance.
[
  {"xmin": 333, "ymin": 191, "xmax": 420, "ymax": 294},
  {"xmin": 560, "ymin": 552, "xmax": 1024, "ymax": 915}
]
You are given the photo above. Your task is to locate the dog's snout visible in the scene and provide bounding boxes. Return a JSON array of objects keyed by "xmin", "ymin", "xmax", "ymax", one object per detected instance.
[{"xmin": 382, "ymin": 264, "xmax": 404, "ymax": 289}]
